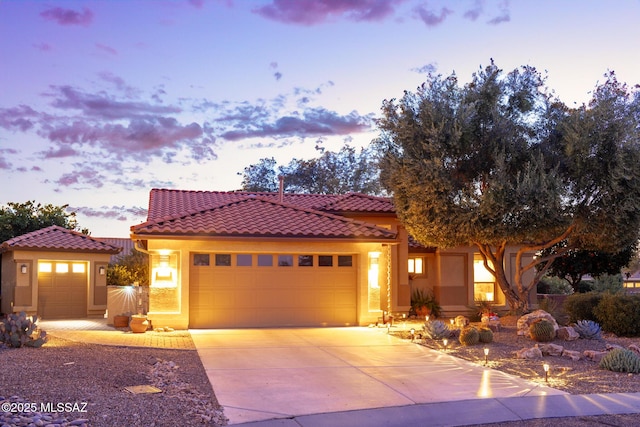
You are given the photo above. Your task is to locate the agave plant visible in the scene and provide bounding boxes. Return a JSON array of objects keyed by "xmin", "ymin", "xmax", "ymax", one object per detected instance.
[
  {"xmin": 422, "ymin": 319, "xmax": 450, "ymax": 340},
  {"xmin": 573, "ymin": 319, "xmax": 603, "ymax": 340}
]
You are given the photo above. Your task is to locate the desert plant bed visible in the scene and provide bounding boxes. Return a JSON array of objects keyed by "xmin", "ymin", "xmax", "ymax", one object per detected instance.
[{"xmin": 395, "ymin": 316, "xmax": 640, "ymax": 395}]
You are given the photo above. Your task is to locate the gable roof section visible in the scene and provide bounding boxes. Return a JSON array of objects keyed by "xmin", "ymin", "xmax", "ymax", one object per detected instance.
[
  {"xmin": 1, "ymin": 225, "xmax": 122, "ymax": 254},
  {"xmin": 132, "ymin": 197, "xmax": 397, "ymax": 240},
  {"xmin": 146, "ymin": 189, "xmax": 394, "ymax": 221}
]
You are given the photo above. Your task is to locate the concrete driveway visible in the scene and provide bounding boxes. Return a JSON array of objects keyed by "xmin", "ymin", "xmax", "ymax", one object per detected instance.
[{"xmin": 190, "ymin": 327, "xmax": 565, "ymax": 425}]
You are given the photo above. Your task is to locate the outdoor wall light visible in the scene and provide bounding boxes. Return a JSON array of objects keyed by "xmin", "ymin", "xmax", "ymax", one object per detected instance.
[
  {"xmin": 484, "ymin": 347, "xmax": 489, "ymax": 365},
  {"xmin": 98, "ymin": 266, "xmax": 106, "ymax": 276},
  {"xmin": 543, "ymin": 363, "xmax": 550, "ymax": 382},
  {"xmin": 20, "ymin": 264, "xmax": 27, "ymax": 274}
]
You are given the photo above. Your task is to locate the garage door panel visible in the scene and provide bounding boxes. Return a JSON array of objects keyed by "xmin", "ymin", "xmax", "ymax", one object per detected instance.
[
  {"xmin": 38, "ymin": 262, "xmax": 87, "ymax": 319},
  {"xmin": 189, "ymin": 254, "xmax": 356, "ymax": 328}
]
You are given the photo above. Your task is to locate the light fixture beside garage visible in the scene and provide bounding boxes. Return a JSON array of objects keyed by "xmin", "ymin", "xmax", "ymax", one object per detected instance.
[
  {"xmin": 368, "ymin": 252, "xmax": 381, "ymax": 289},
  {"xmin": 99, "ymin": 266, "xmax": 106, "ymax": 275},
  {"xmin": 20, "ymin": 264, "xmax": 27, "ymax": 274},
  {"xmin": 152, "ymin": 251, "xmax": 178, "ymax": 288}
]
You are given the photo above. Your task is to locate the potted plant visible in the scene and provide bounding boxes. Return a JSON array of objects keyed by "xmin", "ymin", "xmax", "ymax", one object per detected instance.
[{"xmin": 411, "ymin": 288, "xmax": 442, "ymax": 318}]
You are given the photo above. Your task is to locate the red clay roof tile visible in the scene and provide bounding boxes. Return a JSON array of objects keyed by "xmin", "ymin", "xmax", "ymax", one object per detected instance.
[
  {"xmin": 146, "ymin": 189, "xmax": 395, "ymax": 221},
  {"xmin": 1, "ymin": 225, "xmax": 122, "ymax": 254},
  {"xmin": 133, "ymin": 197, "xmax": 396, "ymax": 240}
]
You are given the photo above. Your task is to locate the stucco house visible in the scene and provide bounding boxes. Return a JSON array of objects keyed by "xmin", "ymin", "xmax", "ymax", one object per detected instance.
[
  {"xmin": 131, "ymin": 189, "xmax": 535, "ymax": 329},
  {"xmin": 0, "ymin": 226, "xmax": 121, "ymax": 319}
]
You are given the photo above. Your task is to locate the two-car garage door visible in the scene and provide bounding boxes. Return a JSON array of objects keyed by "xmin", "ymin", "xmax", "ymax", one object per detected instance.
[{"xmin": 189, "ymin": 253, "xmax": 357, "ymax": 328}]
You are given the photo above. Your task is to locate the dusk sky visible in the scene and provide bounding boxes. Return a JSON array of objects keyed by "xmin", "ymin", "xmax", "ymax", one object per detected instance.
[{"xmin": 1, "ymin": 1, "xmax": 639, "ymax": 238}]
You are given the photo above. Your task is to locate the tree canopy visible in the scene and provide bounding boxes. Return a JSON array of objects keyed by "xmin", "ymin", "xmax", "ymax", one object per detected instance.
[
  {"xmin": 0, "ymin": 201, "xmax": 87, "ymax": 243},
  {"xmin": 239, "ymin": 144, "xmax": 385, "ymax": 195},
  {"xmin": 376, "ymin": 61, "xmax": 640, "ymax": 312}
]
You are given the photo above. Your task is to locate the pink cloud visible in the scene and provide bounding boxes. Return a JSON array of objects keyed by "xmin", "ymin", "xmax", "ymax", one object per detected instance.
[
  {"xmin": 96, "ymin": 43, "xmax": 118, "ymax": 56},
  {"xmin": 254, "ymin": 0, "xmax": 405, "ymax": 25},
  {"xmin": 33, "ymin": 42, "xmax": 53, "ymax": 52},
  {"xmin": 415, "ymin": 4, "xmax": 453, "ymax": 27},
  {"xmin": 40, "ymin": 7, "xmax": 93, "ymax": 27}
]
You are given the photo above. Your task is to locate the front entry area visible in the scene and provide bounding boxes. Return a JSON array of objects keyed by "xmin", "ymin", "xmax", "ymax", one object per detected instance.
[
  {"xmin": 189, "ymin": 253, "xmax": 357, "ymax": 328},
  {"xmin": 37, "ymin": 261, "xmax": 88, "ymax": 319}
]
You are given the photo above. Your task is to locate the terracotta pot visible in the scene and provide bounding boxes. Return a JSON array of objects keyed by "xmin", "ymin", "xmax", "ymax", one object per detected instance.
[
  {"xmin": 129, "ymin": 315, "xmax": 149, "ymax": 333},
  {"xmin": 415, "ymin": 306, "xmax": 431, "ymax": 318},
  {"xmin": 113, "ymin": 315, "xmax": 130, "ymax": 328}
]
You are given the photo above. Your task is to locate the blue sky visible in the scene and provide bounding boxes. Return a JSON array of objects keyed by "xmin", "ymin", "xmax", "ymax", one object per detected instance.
[{"xmin": 1, "ymin": 0, "xmax": 639, "ymax": 237}]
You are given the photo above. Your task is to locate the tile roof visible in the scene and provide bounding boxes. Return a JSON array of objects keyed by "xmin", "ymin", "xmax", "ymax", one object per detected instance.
[
  {"xmin": 1, "ymin": 226, "xmax": 122, "ymax": 254},
  {"xmin": 146, "ymin": 189, "xmax": 395, "ymax": 220},
  {"xmin": 132, "ymin": 197, "xmax": 397, "ymax": 240}
]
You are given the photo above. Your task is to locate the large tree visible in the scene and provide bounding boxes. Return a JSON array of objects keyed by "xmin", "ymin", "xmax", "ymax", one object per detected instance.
[
  {"xmin": 376, "ymin": 62, "xmax": 640, "ymax": 312},
  {"xmin": 239, "ymin": 145, "xmax": 385, "ymax": 195},
  {"xmin": 0, "ymin": 201, "xmax": 87, "ymax": 243}
]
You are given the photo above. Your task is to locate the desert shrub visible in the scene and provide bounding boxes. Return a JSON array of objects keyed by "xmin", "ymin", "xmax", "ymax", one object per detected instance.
[
  {"xmin": 563, "ymin": 292, "xmax": 603, "ymax": 323},
  {"xmin": 572, "ymin": 320, "xmax": 603, "ymax": 340},
  {"xmin": 591, "ymin": 274, "xmax": 624, "ymax": 293},
  {"xmin": 459, "ymin": 326, "xmax": 479, "ymax": 346},
  {"xmin": 529, "ymin": 319, "xmax": 556, "ymax": 342},
  {"xmin": 0, "ymin": 312, "xmax": 48, "ymax": 348},
  {"xmin": 537, "ymin": 275, "xmax": 573, "ymax": 295},
  {"xmin": 593, "ymin": 293, "xmax": 640, "ymax": 337},
  {"xmin": 478, "ymin": 327, "xmax": 493, "ymax": 343},
  {"xmin": 422, "ymin": 320, "xmax": 450, "ymax": 340},
  {"xmin": 599, "ymin": 348, "xmax": 640, "ymax": 373}
]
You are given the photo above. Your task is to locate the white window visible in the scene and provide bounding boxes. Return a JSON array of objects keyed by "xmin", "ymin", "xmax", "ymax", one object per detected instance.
[
  {"xmin": 408, "ymin": 257, "xmax": 424, "ymax": 275},
  {"xmin": 473, "ymin": 254, "xmax": 495, "ymax": 301}
]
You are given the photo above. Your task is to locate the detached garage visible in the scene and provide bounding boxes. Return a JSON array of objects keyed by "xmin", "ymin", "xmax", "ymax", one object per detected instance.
[{"xmin": 0, "ymin": 226, "xmax": 121, "ymax": 319}]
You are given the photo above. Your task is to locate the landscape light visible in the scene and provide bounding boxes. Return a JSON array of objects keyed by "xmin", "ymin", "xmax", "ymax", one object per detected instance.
[
  {"xmin": 425, "ymin": 315, "xmax": 430, "ymax": 322},
  {"xmin": 410, "ymin": 328, "xmax": 415, "ymax": 341},
  {"xmin": 443, "ymin": 338, "xmax": 448, "ymax": 351},
  {"xmin": 450, "ymin": 318, "xmax": 455, "ymax": 325},
  {"xmin": 484, "ymin": 347, "xmax": 489, "ymax": 365},
  {"xmin": 543, "ymin": 363, "xmax": 550, "ymax": 382}
]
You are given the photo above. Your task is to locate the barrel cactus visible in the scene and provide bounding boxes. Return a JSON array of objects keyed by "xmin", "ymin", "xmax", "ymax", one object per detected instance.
[
  {"xmin": 459, "ymin": 326, "xmax": 480, "ymax": 346},
  {"xmin": 0, "ymin": 312, "xmax": 48, "ymax": 348},
  {"xmin": 600, "ymin": 348, "xmax": 640, "ymax": 373},
  {"xmin": 478, "ymin": 327, "xmax": 494, "ymax": 344},
  {"xmin": 422, "ymin": 320, "xmax": 450, "ymax": 340},
  {"xmin": 529, "ymin": 319, "xmax": 556, "ymax": 342},
  {"xmin": 573, "ymin": 320, "xmax": 602, "ymax": 340}
]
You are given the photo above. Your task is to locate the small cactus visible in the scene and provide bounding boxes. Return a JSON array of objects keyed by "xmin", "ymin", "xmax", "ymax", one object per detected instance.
[
  {"xmin": 600, "ymin": 348, "xmax": 640, "ymax": 373},
  {"xmin": 459, "ymin": 326, "xmax": 480, "ymax": 346},
  {"xmin": 0, "ymin": 312, "xmax": 48, "ymax": 348},
  {"xmin": 573, "ymin": 320, "xmax": 602, "ymax": 340},
  {"xmin": 529, "ymin": 319, "xmax": 556, "ymax": 342},
  {"xmin": 478, "ymin": 327, "xmax": 494, "ymax": 343},
  {"xmin": 422, "ymin": 320, "xmax": 450, "ymax": 340}
]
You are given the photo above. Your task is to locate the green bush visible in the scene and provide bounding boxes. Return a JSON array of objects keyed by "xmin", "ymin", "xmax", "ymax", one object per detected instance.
[
  {"xmin": 600, "ymin": 348, "xmax": 640, "ymax": 373},
  {"xmin": 593, "ymin": 293, "xmax": 640, "ymax": 337},
  {"xmin": 563, "ymin": 292, "xmax": 603, "ymax": 323}
]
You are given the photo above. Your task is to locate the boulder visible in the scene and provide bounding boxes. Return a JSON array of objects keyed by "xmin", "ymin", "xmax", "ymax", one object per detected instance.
[
  {"xmin": 562, "ymin": 349, "xmax": 582, "ymax": 361},
  {"xmin": 629, "ymin": 344, "xmax": 640, "ymax": 356},
  {"xmin": 538, "ymin": 343, "xmax": 564, "ymax": 356},
  {"xmin": 583, "ymin": 350, "xmax": 608, "ymax": 363},
  {"xmin": 517, "ymin": 310, "xmax": 559, "ymax": 336},
  {"xmin": 557, "ymin": 326, "xmax": 580, "ymax": 341},
  {"xmin": 606, "ymin": 343, "xmax": 624, "ymax": 351},
  {"xmin": 515, "ymin": 346, "xmax": 543, "ymax": 359}
]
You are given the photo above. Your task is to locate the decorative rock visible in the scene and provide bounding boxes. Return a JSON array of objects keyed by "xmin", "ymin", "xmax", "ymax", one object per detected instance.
[
  {"xmin": 606, "ymin": 343, "xmax": 624, "ymax": 351},
  {"xmin": 557, "ymin": 326, "xmax": 580, "ymax": 341},
  {"xmin": 562, "ymin": 349, "xmax": 582, "ymax": 361},
  {"xmin": 584, "ymin": 350, "xmax": 608, "ymax": 363},
  {"xmin": 515, "ymin": 346, "xmax": 543, "ymax": 359},
  {"xmin": 538, "ymin": 343, "xmax": 564, "ymax": 356},
  {"xmin": 629, "ymin": 344, "xmax": 640, "ymax": 356},
  {"xmin": 517, "ymin": 310, "xmax": 559, "ymax": 336}
]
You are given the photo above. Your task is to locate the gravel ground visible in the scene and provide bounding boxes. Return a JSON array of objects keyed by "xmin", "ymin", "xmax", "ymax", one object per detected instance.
[
  {"xmin": 0, "ymin": 336, "xmax": 227, "ymax": 426},
  {"xmin": 396, "ymin": 315, "xmax": 640, "ymax": 427}
]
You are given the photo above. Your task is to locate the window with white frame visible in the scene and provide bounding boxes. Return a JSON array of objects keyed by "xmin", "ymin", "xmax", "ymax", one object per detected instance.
[{"xmin": 473, "ymin": 254, "xmax": 496, "ymax": 302}]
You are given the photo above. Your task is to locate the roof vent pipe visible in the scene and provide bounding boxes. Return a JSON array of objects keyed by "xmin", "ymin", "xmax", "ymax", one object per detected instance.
[{"xmin": 278, "ymin": 175, "xmax": 284, "ymax": 203}]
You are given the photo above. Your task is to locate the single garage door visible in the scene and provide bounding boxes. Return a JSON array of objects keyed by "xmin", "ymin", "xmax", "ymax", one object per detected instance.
[
  {"xmin": 189, "ymin": 253, "xmax": 357, "ymax": 328},
  {"xmin": 38, "ymin": 261, "xmax": 88, "ymax": 319}
]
